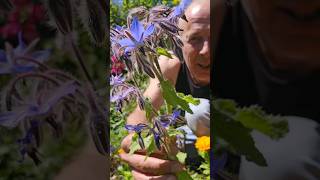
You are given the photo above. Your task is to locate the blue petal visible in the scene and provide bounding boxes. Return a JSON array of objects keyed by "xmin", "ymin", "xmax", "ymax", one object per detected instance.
[
  {"xmin": 31, "ymin": 50, "xmax": 51, "ymax": 62},
  {"xmin": 142, "ymin": 24, "xmax": 155, "ymax": 41},
  {"xmin": 172, "ymin": 109, "xmax": 181, "ymax": 121},
  {"xmin": 13, "ymin": 65, "xmax": 35, "ymax": 73},
  {"xmin": 130, "ymin": 16, "xmax": 144, "ymax": 42},
  {"xmin": 14, "ymin": 32, "xmax": 27, "ymax": 55},
  {"xmin": 41, "ymin": 81, "xmax": 77, "ymax": 114},
  {"xmin": 173, "ymin": 0, "xmax": 192, "ymax": 17},
  {"xmin": 124, "ymin": 47, "xmax": 134, "ymax": 53},
  {"xmin": 114, "ymin": 25, "xmax": 123, "ymax": 31},
  {"xmin": 173, "ymin": 6, "xmax": 183, "ymax": 17},
  {"xmin": 118, "ymin": 38, "xmax": 136, "ymax": 48},
  {"xmin": 0, "ymin": 50, "xmax": 7, "ymax": 62},
  {"xmin": 180, "ymin": 0, "xmax": 192, "ymax": 9},
  {"xmin": 0, "ymin": 109, "xmax": 28, "ymax": 128}
]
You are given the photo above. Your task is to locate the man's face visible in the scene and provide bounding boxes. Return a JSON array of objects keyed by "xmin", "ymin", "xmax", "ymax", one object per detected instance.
[
  {"xmin": 242, "ymin": 0, "xmax": 320, "ymax": 72},
  {"xmin": 180, "ymin": 1, "xmax": 210, "ymax": 85}
]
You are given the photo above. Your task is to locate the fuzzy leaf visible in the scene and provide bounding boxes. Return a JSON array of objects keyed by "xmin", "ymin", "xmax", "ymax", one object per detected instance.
[
  {"xmin": 160, "ymin": 80, "xmax": 192, "ymax": 113},
  {"xmin": 167, "ymin": 128, "xmax": 184, "ymax": 137},
  {"xmin": 129, "ymin": 133, "xmax": 141, "ymax": 154},
  {"xmin": 143, "ymin": 134, "xmax": 156, "ymax": 160},
  {"xmin": 177, "ymin": 93, "xmax": 200, "ymax": 105},
  {"xmin": 234, "ymin": 106, "xmax": 288, "ymax": 139},
  {"xmin": 156, "ymin": 47, "xmax": 172, "ymax": 59},
  {"xmin": 176, "ymin": 152, "xmax": 187, "ymax": 164},
  {"xmin": 213, "ymin": 108, "xmax": 267, "ymax": 166}
]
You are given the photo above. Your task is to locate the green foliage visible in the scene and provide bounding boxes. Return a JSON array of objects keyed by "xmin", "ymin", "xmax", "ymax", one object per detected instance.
[
  {"xmin": 177, "ymin": 93, "xmax": 200, "ymax": 105},
  {"xmin": 110, "ymin": 0, "xmax": 175, "ymax": 26},
  {"xmin": 0, "ymin": 121, "xmax": 86, "ymax": 180},
  {"xmin": 156, "ymin": 47, "xmax": 173, "ymax": 59},
  {"xmin": 144, "ymin": 134, "xmax": 157, "ymax": 158},
  {"xmin": 144, "ymin": 98, "xmax": 153, "ymax": 122},
  {"xmin": 160, "ymin": 80, "xmax": 192, "ymax": 113},
  {"xmin": 213, "ymin": 98, "xmax": 289, "ymax": 166},
  {"xmin": 176, "ymin": 152, "xmax": 187, "ymax": 164},
  {"xmin": 129, "ymin": 134, "xmax": 141, "ymax": 154}
]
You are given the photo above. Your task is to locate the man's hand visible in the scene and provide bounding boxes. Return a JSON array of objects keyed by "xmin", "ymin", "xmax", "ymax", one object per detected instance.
[{"xmin": 119, "ymin": 133, "xmax": 184, "ymax": 180}]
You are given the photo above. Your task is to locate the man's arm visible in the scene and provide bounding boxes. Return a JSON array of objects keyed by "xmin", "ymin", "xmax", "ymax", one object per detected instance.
[
  {"xmin": 119, "ymin": 56, "xmax": 184, "ymax": 179},
  {"xmin": 126, "ymin": 55, "xmax": 181, "ymax": 126}
]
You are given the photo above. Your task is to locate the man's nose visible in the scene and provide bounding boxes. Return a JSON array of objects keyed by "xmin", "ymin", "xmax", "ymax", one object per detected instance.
[{"xmin": 199, "ymin": 40, "xmax": 209, "ymax": 56}]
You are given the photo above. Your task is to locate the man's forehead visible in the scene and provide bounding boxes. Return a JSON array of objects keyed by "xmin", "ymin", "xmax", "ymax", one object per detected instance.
[{"xmin": 185, "ymin": 1, "xmax": 210, "ymax": 23}]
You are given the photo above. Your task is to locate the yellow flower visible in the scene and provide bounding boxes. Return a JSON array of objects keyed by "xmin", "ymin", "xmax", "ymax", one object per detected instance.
[
  {"xmin": 173, "ymin": 0, "xmax": 180, "ymax": 5},
  {"xmin": 195, "ymin": 136, "xmax": 210, "ymax": 152},
  {"xmin": 118, "ymin": 148, "xmax": 125, "ymax": 154}
]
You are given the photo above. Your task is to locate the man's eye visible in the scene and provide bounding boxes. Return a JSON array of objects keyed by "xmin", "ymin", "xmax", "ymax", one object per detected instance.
[{"xmin": 188, "ymin": 37, "xmax": 203, "ymax": 43}]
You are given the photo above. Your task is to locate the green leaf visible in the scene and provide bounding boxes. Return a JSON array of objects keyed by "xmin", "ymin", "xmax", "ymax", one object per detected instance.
[
  {"xmin": 213, "ymin": 109, "xmax": 267, "ymax": 166},
  {"xmin": 160, "ymin": 80, "xmax": 192, "ymax": 113},
  {"xmin": 167, "ymin": 128, "xmax": 184, "ymax": 137},
  {"xmin": 176, "ymin": 170, "xmax": 193, "ymax": 180},
  {"xmin": 143, "ymin": 134, "xmax": 156, "ymax": 159},
  {"xmin": 176, "ymin": 152, "xmax": 187, "ymax": 164},
  {"xmin": 156, "ymin": 47, "xmax": 173, "ymax": 59},
  {"xmin": 144, "ymin": 98, "xmax": 153, "ymax": 122},
  {"xmin": 234, "ymin": 106, "xmax": 289, "ymax": 139},
  {"xmin": 129, "ymin": 134, "xmax": 141, "ymax": 154},
  {"xmin": 177, "ymin": 93, "xmax": 200, "ymax": 105}
]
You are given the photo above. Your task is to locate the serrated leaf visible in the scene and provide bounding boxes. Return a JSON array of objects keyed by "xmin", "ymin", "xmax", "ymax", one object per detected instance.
[
  {"xmin": 213, "ymin": 99, "xmax": 237, "ymax": 115},
  {"xmin": 234, "ymin": 106, "xmax": 288, "ymax": 139},
  {"xmin": 177, "ymin": 93, "xmax": 200, "ymax": 105},
  {"xmin": 176, "ymin": 152, "xmax": 187, "ymax": 164},
  {"xmin": 213, "ymin": 108, "xmax": 267, "ymax": 166},
  {"xmin": 160, "ymin": 80, "xmax": 192, "ymax": 113},
  {"xmin": 156, "ymin": 47, "xmax": 173, "ymax": 59},
  {"xmin": 129, "ymin": 133, "xmax": 141, "ymax": 154}
]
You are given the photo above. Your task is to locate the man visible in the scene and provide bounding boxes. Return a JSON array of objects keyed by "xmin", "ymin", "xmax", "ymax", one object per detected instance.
[
  {"xmin": 119, "ymin": 0, "xmax": 211, "ymax": 179},
  {"xmin": 214, "ymin": 0, "xmax": 320, "ymax": 179}
]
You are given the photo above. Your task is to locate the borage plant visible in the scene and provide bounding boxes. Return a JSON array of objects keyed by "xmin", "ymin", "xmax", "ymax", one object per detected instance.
[
  {"xmin": 110, "ymin": 2, "xmax": 201, "ymax": 180},
  {"xmin": 0, "ymin": 0, "xmax": 108, "ymax": 168}
]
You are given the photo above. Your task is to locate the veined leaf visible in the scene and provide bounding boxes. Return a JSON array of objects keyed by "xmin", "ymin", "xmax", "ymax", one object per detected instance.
[
  {"xmin": 156, "ymin": 47, "xmax": 173, "ymax": 59},
  {"xmin": 160, "ymin": 80, "xmax": 192, "ymax": 113},
  {"xmin": 177, "ymin": 93, "xmax": 200, "ymax": 105},
  {"xmin": 234, "ymin": 106, "xmax": 288, "ymax": 139},
  {"xmin": 129, "ymin": 133, "xmax": 141, "ymax": 154},
  {"xmin": 144, "ymin": 134, "xmax": 156, "ymax": 158},
  {"xmin": 213, "ymin": 108, "xmax": 267, "ymax": 166}
]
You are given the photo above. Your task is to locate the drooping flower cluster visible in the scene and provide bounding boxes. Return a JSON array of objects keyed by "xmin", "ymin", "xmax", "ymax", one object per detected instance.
[
  {"xmin": 110, "ymin": 2, "xmax": 189, "ymax": 78},
  {"xmin": 124, "ymin": 110, "xmax": 183, "ymax": 150},
  {"xmin": 0, "ymin": 33, "xmax": 108, "ymax": 164},
  {"xmin": 110, "ymin": 0, "xmax": 193, "ymax": 159}
]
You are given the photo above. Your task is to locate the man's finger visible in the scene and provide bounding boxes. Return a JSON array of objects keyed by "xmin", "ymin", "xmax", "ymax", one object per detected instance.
[
  {"xmin": 132, "ymin": 170, "xmax": 176, "ymax": 180},
  {"xmin": 119, "ymin": 153, "xmax": 184, "ymax": 175},
  {"xmin": 120, "ymin": 133, "xmax": 171, "ymax": 159}
]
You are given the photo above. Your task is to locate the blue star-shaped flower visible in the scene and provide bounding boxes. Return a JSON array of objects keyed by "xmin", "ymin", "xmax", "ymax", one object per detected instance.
[
  {"xmin": 118, "ymin": 16, "xmax": 155, "ymax": 53},
  {"xmin": 0, "ymin": 33, "xmax": 51, "ymax": 75}
]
